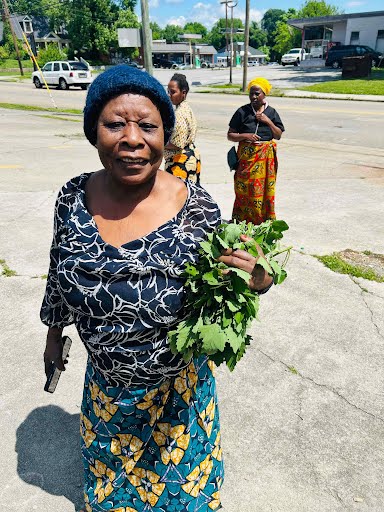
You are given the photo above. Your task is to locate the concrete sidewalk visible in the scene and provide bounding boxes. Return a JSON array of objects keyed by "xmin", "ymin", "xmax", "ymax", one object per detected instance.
[
  {"xmin": 283, "ymin": 89, "xmax": 384, "ymax": 102},
  {"xmin": 0, "ymin": 106, "xmax": 383, "ymax": 512}
]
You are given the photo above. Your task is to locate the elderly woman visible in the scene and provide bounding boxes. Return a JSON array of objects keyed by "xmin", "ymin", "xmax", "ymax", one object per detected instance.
[
  {"xmin": 164, "ymin": 73, "xmax": 201, "ymax": 184},
  {"xmin": 228, "ymin": 77, "xmax": 285, "ymax": 225},
  {"xmin": 41, "ymin": 65, "xmax": 273, "ymax": 511}
]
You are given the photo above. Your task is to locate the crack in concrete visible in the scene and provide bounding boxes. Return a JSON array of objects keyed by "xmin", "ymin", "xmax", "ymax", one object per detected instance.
[
  {"xmin": 257, "ymin": 349, "xmax": 384, "ymax": 424},
  {"xmin": 350, "ymin": 276, "xmax": 384, "ymax": 341}
]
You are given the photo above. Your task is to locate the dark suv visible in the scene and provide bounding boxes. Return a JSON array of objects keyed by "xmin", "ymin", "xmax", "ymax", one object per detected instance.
[
  {"xmin": 153, "ymin": 58, "xmax": 178, "ymax": 69},
  {"xmin": 325, "ymin": 45, "xmax": 382, "ymax": 69}
]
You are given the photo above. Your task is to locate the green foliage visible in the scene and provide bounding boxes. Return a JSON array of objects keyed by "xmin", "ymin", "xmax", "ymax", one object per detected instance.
[
  {"xmin": 273, "ymin": 10, "xmax": 301, "ymax": 58},
  {"xmin": 0, "ymin": 259, "xmax": 17, "ymax": 277},
  {"xmin": 37, "ymin": 43, "xmax": 67, "ymax": 66},
  {"xmin": 259, "ymin": 45, "xmax": 270, "ymax": 61},
  {"xmin": 150, "ymin": 22, "xmax": 162, "ymax": 41},
  {"xmin": 207, "ymin": 18, "xmax": 244, "ymax": 50},
  {"xmin": 298, "ymin": 0, "xmax": 340, "ymax": 17},
  {"xmin": 249, "ymin": 22, "xmax": 267, "ymax": 49},
  {"xmin": 169, "ymin": 220, "xmax": 290, "ymax": 371},
  {"xmin": 183, "ymin": 22, "xmax": 208, "ymax": 40},
  {"xmin": 162, "ymin": 24, "xmax": 183, "ymax": 43},
  {"xmin": 298, "ymin": 70, "xmax": 384, "ymax": 95},
  {"xmin": 0, "ymin": 46, "xmax": 10, "ymax": 62}
]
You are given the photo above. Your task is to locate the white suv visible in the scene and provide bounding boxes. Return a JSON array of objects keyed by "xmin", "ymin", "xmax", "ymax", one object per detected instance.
[
  {"xmin": 32, "ymin": 61, "xmax": 93, "ymax": 90},
  {"xmin": 281, "ymin": 48, "xmax": 308, "ymax": 66}
]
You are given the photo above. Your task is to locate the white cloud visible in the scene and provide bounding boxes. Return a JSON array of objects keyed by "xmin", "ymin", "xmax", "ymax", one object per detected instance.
[
  {"xmin": 166, "ymin": 0, "xmax": 183, "ymax": 3},
  {"xmin": 345, "ymin": 0, "xmax": 365, "ymax": 5},
  {"xmin": 167, "ymin": 15, "xmax": 187, "ymax": 26},
  {"xmin": 149, "ymin": 0, "xmax": 159, "ymax": 7}
]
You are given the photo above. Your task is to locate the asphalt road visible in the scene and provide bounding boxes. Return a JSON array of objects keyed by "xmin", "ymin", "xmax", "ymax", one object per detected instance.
[
  {"xmin": 1, "ymin": 81, "xmax": 384, "ymax": 511},
  {"xmin": 1, "ymin": 80, "xmax": 384, "ymax": 149}
]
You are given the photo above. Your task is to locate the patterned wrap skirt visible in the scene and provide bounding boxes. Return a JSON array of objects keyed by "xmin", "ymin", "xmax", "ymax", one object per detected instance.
[
  {"xmin": 164, "ymin": 144, "xmax": 201, "ymax": 184},
  {"xmin": 232, "ymin": 140, "xmax": 278, "ymax": 225},
  {"xmin": 80, "ymin": 357, "xmax": 223, "ymax": 511}
]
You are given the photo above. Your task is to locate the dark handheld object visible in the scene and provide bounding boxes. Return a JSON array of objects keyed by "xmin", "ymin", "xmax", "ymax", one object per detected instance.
[
  {"xmin": 44, "ymin": 336, "xmax": 72, "ymax": 393},
  {"xmin": 227, "ymin": 146, "xmax": 239, "ymax": 171}
]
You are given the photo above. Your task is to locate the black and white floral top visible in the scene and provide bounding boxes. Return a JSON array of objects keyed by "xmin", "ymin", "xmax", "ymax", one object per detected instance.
[{"xmin": 40, "ymin": 173, "xmax": 221, "ymax": 387}]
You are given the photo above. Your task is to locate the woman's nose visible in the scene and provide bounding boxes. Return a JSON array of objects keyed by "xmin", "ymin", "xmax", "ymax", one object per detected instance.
[{"xmin": 120, "ymin": 122, "xmax": 143, "ymax": 147}]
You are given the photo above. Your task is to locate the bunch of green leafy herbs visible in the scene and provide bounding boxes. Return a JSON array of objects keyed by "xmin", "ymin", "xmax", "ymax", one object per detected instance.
[{"xmin": 168, "ymin": 220, "xmax": 290, "ymax": 371}]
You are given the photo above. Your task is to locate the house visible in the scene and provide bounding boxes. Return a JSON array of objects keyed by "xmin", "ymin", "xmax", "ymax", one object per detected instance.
[
  {"xmin": 151, "ymin": 41, "xmax": 217, "ymax": 66},
  {"xmin": 8, "ymin": 15, "xmax": 69, "ymax": 52},
  {"xmin": 216, "ymin": 44, "xmax": 267, "ymax": 66},
  {"xmin": 288, "ymin": 10, "xmax": 384, "ymax": 57}
]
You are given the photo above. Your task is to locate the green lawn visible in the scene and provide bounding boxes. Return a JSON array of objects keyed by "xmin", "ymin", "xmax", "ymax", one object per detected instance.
[{"xmin": 299, "ymin": 69, "xmax": 384, "ymax": 95}]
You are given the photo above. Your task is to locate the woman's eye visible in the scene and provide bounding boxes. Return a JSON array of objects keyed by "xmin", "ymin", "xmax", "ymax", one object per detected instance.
[
  {"xmin": 140, "ymin": 123, "xmax": 157, "ymax": 132},
  {"xmin": 104, "ymin": 122, "xmax": 125, "ymax": 130}
]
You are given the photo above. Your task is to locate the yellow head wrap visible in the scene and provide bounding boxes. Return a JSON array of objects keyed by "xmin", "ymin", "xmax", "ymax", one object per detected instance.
[{"xmin": 247, "ymin": 77, "xmax": 272, "ymax": 95}]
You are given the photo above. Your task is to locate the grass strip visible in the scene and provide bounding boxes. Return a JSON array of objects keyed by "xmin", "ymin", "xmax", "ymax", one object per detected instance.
[
  {"xmin": 38, "ymin": 114, "xmax": 82, "ymax": 122},
  {"xmin": 0, "ymin": 258, "xmax": 17, "ymax": 277},
  {"xmin": 0, "ymin": 102, "xmax": 82, "ymax": 114},
  {"xmin": 315, "ymin": 253, "xmax": 384, "ymax": 282},
  {"xmin": 299, "ymin": 69, "xmax": 384, "ymax": 95}
]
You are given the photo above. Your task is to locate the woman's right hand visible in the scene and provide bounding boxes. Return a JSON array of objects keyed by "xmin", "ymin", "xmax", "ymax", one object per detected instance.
[{"xmin": 44, "ymin": 327, "xmax": 65, "ymax": 376}]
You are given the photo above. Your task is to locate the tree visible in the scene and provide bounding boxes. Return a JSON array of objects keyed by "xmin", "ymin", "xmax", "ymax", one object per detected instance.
[
  {"xmin": 273, "ymin": 10, "xmax": 301, "ymax": 58},
  {"xmin": 298, "ymin": 0, "xmax": 340, "ymax": 17},
  {"xmin": 183, "ymin": 22, "xmax": 207, "ymax": 39},
  {"xmin": 150, "ymin": 22, "xmax": 162, "ymax": 40},
  {"xmin": 65, "ymin": 0, "xmax": 117, "ymax": 58},
  {"xmin": 208, "ymin": 18, "xmax": 244, "ymax": 51},
  {"xmin": 249, "ymin": 21, "xmax": 267, "ymax": 49},
  {"xmin": 162, "ymin": 24, "xmax": 183, "ymax": 43},
  {"xmin": 261, "ymin": 9, "xmax": 285, "ymax": 46},
  {"xmin": 110, "ymin": 8, "xmax": 139, "ymax": 54}
]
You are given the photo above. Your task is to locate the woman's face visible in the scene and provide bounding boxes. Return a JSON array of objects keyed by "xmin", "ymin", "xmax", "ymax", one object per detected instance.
[
  {"xmin": 96, "ymin": 93, "xmax": 164, "ymax": 187},
  {"xmin": 167, "ymin": 80, "xmax": 186, "ymax": 106},
  {"xmin": 249, "ymin": 86, "xmax": 265, "ymax": 108}
]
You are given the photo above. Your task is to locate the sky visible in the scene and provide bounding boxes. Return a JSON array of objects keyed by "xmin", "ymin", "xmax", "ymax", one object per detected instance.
[{"xmin": 135, "ymin": 0, "xmax": 383, "ymax": 29}]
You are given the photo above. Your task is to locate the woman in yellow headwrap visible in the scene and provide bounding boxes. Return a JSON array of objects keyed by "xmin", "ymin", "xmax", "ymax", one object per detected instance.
[{"xmin": 227, "ymin": 77, "xmax": 285, "ymax": 224}]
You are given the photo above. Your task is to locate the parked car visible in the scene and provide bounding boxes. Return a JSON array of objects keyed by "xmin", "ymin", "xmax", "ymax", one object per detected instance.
[
  {"xmin": 153, "ymin": 58, "xmax": 179, "ymax": 69},
  {"xmin": 281, "ymin": 48, "xmax": 308, "ymax": 66},
  {"xmin": 325, "ymin": 45, "xmax": 382, "ymax": 69},
  {"xmin": 200, "ymin": 60, "xmax": 212, "ymax": 68},
  {"xmin": 32, "ymin": 61, "xmax": 93, "ymax": 90}
]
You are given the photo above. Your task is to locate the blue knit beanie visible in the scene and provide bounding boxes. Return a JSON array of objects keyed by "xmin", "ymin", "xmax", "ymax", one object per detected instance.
[{"xmin": 83, "ymin": 65, "xmax": 175, "ymax": 146}]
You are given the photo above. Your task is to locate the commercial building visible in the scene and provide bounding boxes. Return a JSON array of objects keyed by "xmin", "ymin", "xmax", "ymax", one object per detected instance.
[{"xmin": 288, "ymin": 10, "xmax": 384, "ymax": 57}]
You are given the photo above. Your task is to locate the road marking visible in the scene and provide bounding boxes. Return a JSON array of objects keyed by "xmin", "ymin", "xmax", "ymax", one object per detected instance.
[{"xmin": 0, "ymin": 164, "xmax": 23, "ymax": 169}]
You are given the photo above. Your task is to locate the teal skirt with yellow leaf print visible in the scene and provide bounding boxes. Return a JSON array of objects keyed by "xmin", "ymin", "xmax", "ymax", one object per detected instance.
[{"xmin": 81, "ymin": 357, "xmax": 223, "ymax": 511}]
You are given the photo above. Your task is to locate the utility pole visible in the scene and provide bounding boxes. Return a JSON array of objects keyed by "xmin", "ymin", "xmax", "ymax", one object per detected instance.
[
  {"xmin": 140, "ymin": 0, "xmax": 153, "ymax": 75},
  {"xmin": 242, "ymin": 0, "xmax": 250, "ymax": 92},
  {"xmin": 1, "ymin": 0, "xmax": 24, "ymax": 76},
  {"xmin": 220, "ymin": 0, "xmax": 237, "ymax": 84}
]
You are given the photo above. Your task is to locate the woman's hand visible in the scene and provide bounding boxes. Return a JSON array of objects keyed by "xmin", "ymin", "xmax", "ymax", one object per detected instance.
[
  {"xmin": 256, "ymin": 112, "xmax": 269, "ymax": 124},
  {"xmin": 243, "ymin": 133, "xmax": 261, "ymax": 144},
  {"xmin": 217, "ymin": 235, "xmax": 273, "ymax": 292},
  {"xmin": 44, "ymin": 327, "xmax": 66, "ymax": 376}
]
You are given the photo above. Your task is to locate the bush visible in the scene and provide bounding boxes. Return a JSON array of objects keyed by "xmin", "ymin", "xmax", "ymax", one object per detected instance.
[
  {"xmin": 37, "ymin": 44, "xmax": 68, "ymax": 67},
  {"xmin": 0, "ymin": 46, "xmax": 10, "ymax": 62}
]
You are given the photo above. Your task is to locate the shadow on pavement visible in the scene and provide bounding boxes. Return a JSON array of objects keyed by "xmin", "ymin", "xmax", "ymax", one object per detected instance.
[{"xmin": 16, "ymin": 405, "xmax": 84, "ymax": 510}]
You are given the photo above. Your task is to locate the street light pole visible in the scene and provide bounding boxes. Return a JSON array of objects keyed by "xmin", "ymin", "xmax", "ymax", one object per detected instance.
[
  {"xmin": 140, "ymin": 0, "xmax": 153, "ymax": 75},
  {"xmin": 221, "ymin": 0, "xmax": 237, "ymax": 85},
  {"xmin": 1, "ymin": 0, "xmax": 24, "ymax": 76},
  {"xmin": 242, "ymin": 0, "xmax": 250, "ymax": 92}
]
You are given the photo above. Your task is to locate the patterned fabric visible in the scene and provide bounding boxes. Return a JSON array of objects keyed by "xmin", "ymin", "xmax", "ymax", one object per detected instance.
[
  {"xmin": 81, "ymin": 357, "xmax": 223, "ymax": 511},
  {"xmin": 40, "ymin": 173, "xmax": 221, "ymax": 387},
  {"xmin": 164, "ymin": 101, "xmax": 201, "ymax": 183},
  {"xmin": 232, "ymin": 140, "xmax": 278, "ymax": 225}
]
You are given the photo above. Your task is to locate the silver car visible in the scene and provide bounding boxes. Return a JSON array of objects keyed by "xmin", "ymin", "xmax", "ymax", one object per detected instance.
[{"xmin": 32, "ymin": 60, "xmax": 93, "ymax": 90}]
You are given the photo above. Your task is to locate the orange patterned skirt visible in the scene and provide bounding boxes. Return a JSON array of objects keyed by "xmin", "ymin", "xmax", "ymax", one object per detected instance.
[
  {"xmin": 232, "ymin": 140, "xmax": 278, "ymax": 225},
  {"xmin": 164, "ymin": 143, "xmax": 201, "ymax": 184}
]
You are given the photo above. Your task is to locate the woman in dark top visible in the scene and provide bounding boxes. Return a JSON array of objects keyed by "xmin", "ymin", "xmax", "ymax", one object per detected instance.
[
  {"xmin": 41, "ymin": 65, "xmax": 274, "ymax": 511},
  {"xmin": 228, "ymin": 77, "xmax": 285, "ymax": 225}
]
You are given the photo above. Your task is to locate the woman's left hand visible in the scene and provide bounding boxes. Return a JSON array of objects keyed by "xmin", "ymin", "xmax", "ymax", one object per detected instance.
[
  {"xmin": 256, "ymin": 112, "xmax": 269, "ymax": 124},
  {"xmin": 217, "ymin": 235, "xmax": 273, "ymax": 292}
]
